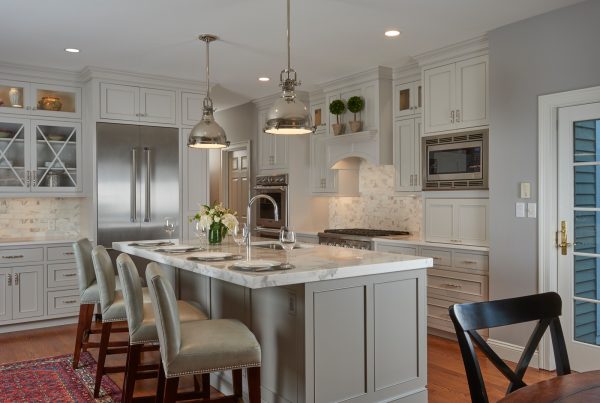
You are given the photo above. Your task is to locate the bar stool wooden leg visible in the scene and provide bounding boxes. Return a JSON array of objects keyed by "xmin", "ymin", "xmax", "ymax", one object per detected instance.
[
  {"xmin": 248, "ymin": 367, "xmax": 261, "ymax": 403},
  {"xmin": 233, "ymin": 369, "xmax": 243, "ymax": 398},
  {"xmin": 72, "ymin": 304, "xmax": 93, "ymax": 368},
  {"xmin": 163, "ymin": 377, "xmax": 179, "ymax": 403},
  {"xmin": 156, "ymin": 360, "xmax": 166, "ymax": 403},
  {"xmin": 202, "ymin": 373, "xmax": 210, "ymax": 398},
  {"xmin": 94, "ymin": 322, "xmax": 112, "ymax": 398},
  {"xmin": 123, "ymin": 344, "xmax": 141, "ymax": 403}
]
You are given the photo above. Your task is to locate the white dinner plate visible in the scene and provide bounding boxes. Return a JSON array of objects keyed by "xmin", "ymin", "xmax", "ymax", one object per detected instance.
[
  {"xmin": 234, "ymin": 260, "xmax": 280, "ymax": 269},
  {"xmin": 192, "ymin": 252, "xmax": 233, "ymax": 259},
  {"xmin": 128, "ymin": 241, "xmax": 173, "ymax": 247},
  {"xmin": 155, "ymin": 245, "xmax": 203, "ymax": 253}
]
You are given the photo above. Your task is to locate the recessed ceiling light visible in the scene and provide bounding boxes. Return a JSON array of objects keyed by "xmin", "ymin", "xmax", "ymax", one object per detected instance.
[
  {"xmin": 64, "ymin": 48, "xmax": 80, "ymax": 53},
  {"xmin": 384, "ymin": 30, "xmax": 401, "ymax": 38},
  {"xmin": 258, "ymin": 77, "xmax": 270, "ymax": 82}
]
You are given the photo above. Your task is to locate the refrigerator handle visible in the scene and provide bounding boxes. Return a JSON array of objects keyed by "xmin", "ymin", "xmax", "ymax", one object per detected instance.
[
  {"xmin": 144, "ymin": 147, "xmax": 151, "ymax": 222},
  {"xmin": 130, "ymin": 148, "xmax": 137, "ymax": 222}
]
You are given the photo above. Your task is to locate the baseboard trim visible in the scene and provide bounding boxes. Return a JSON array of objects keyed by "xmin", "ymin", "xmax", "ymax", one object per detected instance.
[
  {"xmin": 0, "ymin": 316, "xmax": 78, "ymax": 334},
  {"xmin": 487, "ymin": 338, "xmax": 539, "ymax": 369}
]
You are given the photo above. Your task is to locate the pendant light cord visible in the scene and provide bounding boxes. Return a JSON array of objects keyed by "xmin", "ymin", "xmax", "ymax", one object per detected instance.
[
  {"xmin": 287, "ymin": 0, "xmax": 291, "ymax": 72},
  {"xmin": 206, "ymin": 39, "xmax": 211, "ymax": 102}
]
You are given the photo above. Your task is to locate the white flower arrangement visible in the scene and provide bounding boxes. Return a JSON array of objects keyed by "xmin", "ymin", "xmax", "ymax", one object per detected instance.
[{"xmin": 192, "ymin": 202, "xmax": 238, "ymax": 238}]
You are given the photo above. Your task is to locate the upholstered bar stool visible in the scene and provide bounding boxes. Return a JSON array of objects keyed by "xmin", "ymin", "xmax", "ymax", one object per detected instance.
[
  {"xmin": 146, "ymin": 263, "xmax": 262, "ymax": 403},
  {"xmin": 91, "ymin": 245, "xmax": 152, "ymax": 398},
  {"xmin": 116, "ymin": 253, "xmax": 210, "ymax": 403},
  {"xmin": 72, "ymin": 238, "xmax": 126, "ymax": 369}
]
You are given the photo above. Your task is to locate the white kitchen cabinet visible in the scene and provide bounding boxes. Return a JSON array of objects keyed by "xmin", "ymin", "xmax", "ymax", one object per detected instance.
[
  {"xmin": 310, "ymin": 136, "xmax": 337, "ymax": 194},
  {"xmin": 394, "ymin": 81, "xmax": 421, "ymax": 119},
  {"xmin": 423, "ymin": 55, "xmax": 488, "ymax": 134},
  {"xmin": 394, "ymin": 117, "xmax": 421, "ymax": 192},
  {"xmin": 0, "ymin": 80, "xmax": 81, "ymax": 119},
  {"xmin": 12, "ymin": 265, "xmax": 44, "ymax": 320},
  {"xmin": 100, "ymin": 82, "xmax": 176, "ymax": 125},
  {"xmin": 425, "ymin": 198, "xmax": 489, "ymax": 246},
  {"xmin": 181, "ymin": 128, "xmax": 209, "ymax": 240},
  {"xmin": 0, "ymin": 117, "xmax": 82, "ymax": 194},
  {"xmin": 0, "ymin": 268, "xmax": 11, "ymax": 322},
  {"xmin": 310, "ymin": 101, "xmax": 327, "ymax": 135},
  {"xmin": 181, "ymin": 92, "xmax": 204, "ymax": 126},
  {"xmin": 258, "ymin": 109, "xmax": 289, "ymax": 172}
]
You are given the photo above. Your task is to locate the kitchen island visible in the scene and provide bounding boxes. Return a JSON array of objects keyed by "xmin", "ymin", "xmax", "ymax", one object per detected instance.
[{"xmin": 113, "ymin": 240, "xmax": 432, "ymax": 403}]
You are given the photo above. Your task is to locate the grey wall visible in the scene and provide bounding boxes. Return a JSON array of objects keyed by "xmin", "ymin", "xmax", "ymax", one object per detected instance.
[
  {"xmin": 210, "ymin": 102, "xmax": 257, "ymax": 202},
  {"xmin": 489, "ymin": 0, "xmax": 600, "ymax": 346}
]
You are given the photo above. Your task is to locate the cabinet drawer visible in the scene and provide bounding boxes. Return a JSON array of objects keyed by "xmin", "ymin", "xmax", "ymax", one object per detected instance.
[
  {"xmin": 376, "ymin": 244, "xmax": 419, "ymax": 255},
  {"xmin": 454, "ymin": 251, "xmax": 488, "ymax": 273},
  {"xmin": 47, "ymin": 289, "xmax": 80, "ymax": 315},
  {"xmin": 47, "ymin": 263, "xmax": 78, "ymax": 289},
  {"xmin": 428, "ymin": 268, "xmax": 488, "ymax": 302},
  {"xmin": 427, "ymin": 315, "xmax": 455, "ymax": 334},
  {"xmin": 420, "ymin": 247, "xmax": 452, "ymax": 267},
  {"xmin": 0, "ymin": 248, "xmax": 43, "ymax": 264},
  {"xmin": 47, "ymin": 246, "xmax": 76, "ymax": 261}
]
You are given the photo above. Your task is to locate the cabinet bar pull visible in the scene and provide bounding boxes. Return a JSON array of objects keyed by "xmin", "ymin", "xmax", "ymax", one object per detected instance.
[
  {"xmin": 456, "ymin": 109, "xmax": 461, "ymax": 122},
  {"xmin": 63, "ymin": 300, "xmax": 77, "ymax": 304},
  {"xmin": 7, "ymin": 273, "xmax": 11, "ymax": 286},
  {"xmin": 14, "ymin": 273, "xmax": 18, "ymax": 286},
  {"xmin": 63, "ymin": 252, "xmax": 74, "ymax": 256},
  {"xmin": 442, "ymin": 283, "xmax": 461, "ymax": 288},
  {"xmin": 144, "ymin": 147, "xmax": 151, "ymax": 223},
  {"xmin": 450, "ymin": 239, "xmax": 462, "ymax": 243},
  {"xmin": 462, "ymin": 260, "xmax": 477, "ymax": 264},
  {"xmin": 432, "ymin": 257, "xmax": 441, "ymax": 260},
  {"xmin": 2, "ymin": 255, "xmax": 24, "ymax": 259},
  {"xmin": 63, "ymin": 273, "xmax": 77, "ymax": 277},
  {"xmin": 25, "ymin": 171, "xmax": 30, "ymax": 187},
  {"xmin": 410, "ymin": 175, "xmax": 413, "ymax": 186},
  {"xmin": 32, "ymin": 172, "xmax": 37, "ymax": 187},
  {"xmin": 130, "ymin": 148, "xmax": 137, "ymax": 223},
  {"xmin": 450, "ymin": 110, "xmax": 455, "ymax": 123}
]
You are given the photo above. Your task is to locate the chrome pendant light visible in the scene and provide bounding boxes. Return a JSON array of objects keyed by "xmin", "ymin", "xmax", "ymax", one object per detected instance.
[
  {"xmin": 188, "ymin": 34, "xmax": 229, "ymax": 149},
  {"xmin": 263, "ymin": 0, "xmax": 314, "ymax": 135}
]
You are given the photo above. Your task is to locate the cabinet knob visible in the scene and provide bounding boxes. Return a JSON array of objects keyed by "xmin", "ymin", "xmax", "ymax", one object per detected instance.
[{"xmin": 456, "ymin": 109, "xmax": 461, "ymax": 122}]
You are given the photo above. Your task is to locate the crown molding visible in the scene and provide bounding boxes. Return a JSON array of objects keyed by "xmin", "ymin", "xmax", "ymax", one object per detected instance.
[
  {"xmin": 319, "ymin": 66, "xmax": 393, "ymax": 93},
  {"xmin": 80, "ymin": 66, "xmax": 206, "ymax": 92},
  {"xmin": 308, "ymin": 89, "xmax": 324, "ymax": 103},
  {"xmin": 0, "ymin": 61, "xmax": 81, "ymax": 84},
  {"xmin": 413, "ymin": 34, "xmax": 488, "ymax": 66},
  {"xmin": 393, "ymin": 61, "xmax": 420, "ymax": 83}
]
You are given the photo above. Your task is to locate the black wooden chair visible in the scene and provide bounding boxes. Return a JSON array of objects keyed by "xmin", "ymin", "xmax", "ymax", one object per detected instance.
[{"xmin": 449, "ymin": 292, "xmax": 571, "ymax": 403}]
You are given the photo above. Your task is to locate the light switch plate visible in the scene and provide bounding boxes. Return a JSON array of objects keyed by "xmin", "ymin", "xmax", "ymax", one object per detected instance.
[
  {"xmin": 516, "ymin": 202, "xmax": 526, "ymax": 218},
  {"xmin": 520, "ymin": 182, "xmax": 531, "ymax": 199},
  {"xmin": 527, "ymin": 203, "xmax": 537, "ymax": 218}
]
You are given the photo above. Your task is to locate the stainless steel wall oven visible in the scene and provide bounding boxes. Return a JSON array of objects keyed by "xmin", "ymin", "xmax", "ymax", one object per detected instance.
[{"xmin": 253, "ymin": 174, "xmax": 288, "ymax": 234}]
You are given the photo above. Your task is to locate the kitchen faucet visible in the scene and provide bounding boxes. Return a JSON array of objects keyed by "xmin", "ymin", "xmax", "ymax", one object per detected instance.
[{"xmin": 245, "ymin": 194, "xmax": 279, "ymax": 260}]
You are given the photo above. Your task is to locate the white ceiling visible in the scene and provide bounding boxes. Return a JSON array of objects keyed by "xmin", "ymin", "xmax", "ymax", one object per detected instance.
[{"xmin": 1, "ymin": 0, "xmax": 584, "ymax": 109}]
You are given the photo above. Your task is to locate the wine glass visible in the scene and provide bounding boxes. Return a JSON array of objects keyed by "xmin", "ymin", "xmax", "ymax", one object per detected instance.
[
  {"xmin": 163, "ymin": 217, "xmax": 176, "ymax": 244},
  {"xmin": 231, "ymin": 223, "xmax": 248, "ymax": 254},
  {"xmin": 194, "ymin": 221, "xmax": 207, "ymax": 247},
  {"xmin": 279, "ymin": 226, "xmax": 296, "ymax": 268}
]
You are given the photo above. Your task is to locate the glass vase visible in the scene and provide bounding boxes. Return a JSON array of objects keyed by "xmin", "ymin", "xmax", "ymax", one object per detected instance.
[{"xmin": 208, "ymin": 224, "xmax": 224, "ymax": 245}]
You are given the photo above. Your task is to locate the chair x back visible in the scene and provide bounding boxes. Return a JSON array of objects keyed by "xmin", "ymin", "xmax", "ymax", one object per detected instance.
[{"xmin": 449, "ymin": 292, "xmax": 571, "ymax": 403}]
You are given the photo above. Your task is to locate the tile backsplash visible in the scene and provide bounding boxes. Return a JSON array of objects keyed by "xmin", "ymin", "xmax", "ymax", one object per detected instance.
[
  {"xmin": 329, "ymin": 162, "xmax": 422, "ymax": 236},
  {"xmin": 0, "ymin": 198, "xmax": 82, "ymax": 240}
]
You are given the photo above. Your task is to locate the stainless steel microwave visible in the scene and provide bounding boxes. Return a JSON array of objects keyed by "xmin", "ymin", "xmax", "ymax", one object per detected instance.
[{"xmin": 422, "ymin": 130, "xmax": 488, "ymax": 190}]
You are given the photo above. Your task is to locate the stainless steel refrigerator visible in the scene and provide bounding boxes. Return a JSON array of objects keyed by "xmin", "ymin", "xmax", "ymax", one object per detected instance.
[{"xmin": 96, "ymin": 123, "xmax": 179, "ymax": 247}]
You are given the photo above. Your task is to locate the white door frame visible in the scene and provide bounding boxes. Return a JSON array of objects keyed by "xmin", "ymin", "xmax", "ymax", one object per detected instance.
[
  {"xmin": 538, "ymin": 85, "xmax": 600, "ymax": 370},
  {"xmin": 220, "ymin": 140, "xmax": 251, "ymax": 210}
]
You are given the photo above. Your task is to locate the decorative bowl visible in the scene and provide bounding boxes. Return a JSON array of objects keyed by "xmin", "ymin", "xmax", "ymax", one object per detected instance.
[
  {"xmin": 38, "ymin": 96, "xmax": 62, "ymax": 111},
  {"xmin": 0, "ymin": 131, "xmax": 12, "ymax": 139},
  {"xmin": 47, "ymin": 134, "xmax": 65, "ymax": 141}
]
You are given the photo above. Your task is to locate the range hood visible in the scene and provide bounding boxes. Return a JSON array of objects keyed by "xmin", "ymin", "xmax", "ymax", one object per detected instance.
[{"xmin": 323, "ymin": 130, "xmax": 383, "ymax": 169}]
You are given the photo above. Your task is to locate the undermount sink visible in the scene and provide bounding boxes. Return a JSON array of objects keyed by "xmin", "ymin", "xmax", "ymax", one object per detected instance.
[{"xmin": 253, "ymin": 242, "xmax": 305, "ymax": 250}]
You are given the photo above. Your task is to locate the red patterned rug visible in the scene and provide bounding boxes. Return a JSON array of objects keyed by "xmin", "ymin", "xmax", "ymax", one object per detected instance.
[{"xmin": 0, "ymin": 352, "xmax": 121, "ymax": 402}]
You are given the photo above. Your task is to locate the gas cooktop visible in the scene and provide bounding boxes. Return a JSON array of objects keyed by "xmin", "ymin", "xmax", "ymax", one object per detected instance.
[{"xmin": 323, "ymin": 228, "xmax": 410, "ymax": 237}]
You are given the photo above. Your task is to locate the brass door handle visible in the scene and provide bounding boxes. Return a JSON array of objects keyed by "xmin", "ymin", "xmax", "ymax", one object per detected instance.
[{"xmin": 557, "ymin": 220, "xmax": 572, "ymax": 256}]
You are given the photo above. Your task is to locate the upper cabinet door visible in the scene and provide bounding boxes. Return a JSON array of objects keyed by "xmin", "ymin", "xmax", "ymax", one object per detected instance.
[
  {"xmin": 100, "ymin": 83, "xmax": 140, "ymax": 121},
  {"xmin": 394, "ymin": 81, "xmax": 421, "ymax": 119},
  {"xmin": 0, "ymin": 80, "xmax": 30, "ymax": 116},
  {"xmin": 454, "ymin": 199, "xmax": 489, "ymax": 246},
  {"xmin": 181, "ymin": 92, "xmax": 204, "ymax": 126},
  {"xmin": 140, "ymin": 88, "xmax": 176, "ymax": 125},
  {"xmin": 0, "ymin": 117, "xmax": 30, "ymax": 193},
  {"xmin": 310, "ymin": 102, "xmax": 327, "ymax": 135},
  {"xmin": 455, "ymin": 55, "xmax": 489, "ymax": 129},
  {"xmin": 424, "ymin": 64, "xmax": 455, "ymax": 133},
  {"xmin": 425, "ymin": 198, "xmax": 455, "ymax": 243},
  {"xmin": 271, "ymin": 135, "xmax": 289, "ymax": 171},
  {"xmin": 30, "ymin": 83, "xmax": 81, "ymax": 119},
  {"xmin": 394, "ymin": 118, "xmax": 416, "ymax": 191}
]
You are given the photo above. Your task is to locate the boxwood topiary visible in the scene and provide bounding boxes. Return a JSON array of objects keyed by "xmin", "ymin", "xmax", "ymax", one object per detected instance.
[
  {"xmin": 347, "ymin": 96, "xmax": 364, "ymax": 121},
  {"xmin": 329, "ymin": 99, "xmax": 346, "ymax": 124}
]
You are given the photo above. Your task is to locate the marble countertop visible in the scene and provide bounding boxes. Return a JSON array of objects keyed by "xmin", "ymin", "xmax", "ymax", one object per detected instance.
[
  {"xmin": 0, "ymin": 237, "xmax": 79, "ymax": 247},
  {"xmin": 113, "ymin": 239, "xmax": 432, "ymax": 289},
  {"xmin": 373, "ymin": 236, "xmax": 490, "ymax": 252}
]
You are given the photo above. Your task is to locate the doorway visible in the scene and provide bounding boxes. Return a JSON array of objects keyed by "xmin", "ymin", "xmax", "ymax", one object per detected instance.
[
  {"xmin": 539, "ymin": 86, "xmax": 600, "ymax": 371},
  {"xmin": 222, "ymin": 141, "xmax": 250, "ymax": 224}
]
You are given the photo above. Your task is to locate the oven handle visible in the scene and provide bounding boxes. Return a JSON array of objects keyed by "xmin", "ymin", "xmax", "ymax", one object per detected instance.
[{"xmin": 253, "ymin": 185, "xmax": 288, "ymax": 191}]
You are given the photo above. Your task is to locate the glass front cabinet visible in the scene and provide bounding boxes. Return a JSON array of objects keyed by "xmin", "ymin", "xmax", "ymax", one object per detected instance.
[
  {"xmin": 0, "ymin": 80, "xmax": 81, "ymax": 119},
  {"xmin": 0, "ymin": 117, "xmax": 81, "ymax": 193}
]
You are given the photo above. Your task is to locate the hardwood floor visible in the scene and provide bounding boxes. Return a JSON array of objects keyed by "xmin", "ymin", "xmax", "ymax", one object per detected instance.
[{"xmin": 0, "ymin": 323, "xmax": 555, "ymax": 402}]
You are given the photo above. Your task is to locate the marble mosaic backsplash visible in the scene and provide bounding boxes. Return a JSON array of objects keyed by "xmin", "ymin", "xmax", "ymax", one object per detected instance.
[
  {"xmin": 329, "ymin": 162, "xmax": 422, "ymax": 236},
  {"xmin": 0, "ymin": 198, "xmax": 82, "ymax": 240}
]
